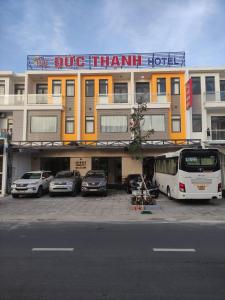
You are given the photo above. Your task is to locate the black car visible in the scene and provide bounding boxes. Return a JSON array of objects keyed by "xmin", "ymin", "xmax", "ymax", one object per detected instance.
[{"xmin": 81, "ymin": 170, "xmax": 107, "ymax": 196}]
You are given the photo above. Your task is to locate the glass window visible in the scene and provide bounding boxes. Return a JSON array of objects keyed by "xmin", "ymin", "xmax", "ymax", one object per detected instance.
[
  {"xmin": 66, "ymin": 80, "xmax": 75, "ymax": 97},
  {"xmin": 36, "ymin": 84, "xmax": 48, "ymax": 94},
  {"xmin": 114, "ymin": 83, "xmax": 128, "ymax": 103},
  {"xmin": 31, "ymin": 116, "xmax": 57, "ymax": 133},
  {"xmin": 52, "ymin": 80, "xmax": 61, "ymax": 95},
  {"xmin": 65, "ymin": 117, "xmax": 74, "ymax": 134},
  {"xmin": 191, "ymin": 77, "xmax": 201, "ymax": 95},
  {"xmin": 101, "ymin": 116, "xmax": 128, "ymax": 133},
  {"xmin": 157, "ymin": 78, "xmax": 166, "ymax": 95},
  {"xmin": 136, "ymin": 82, "xmax": 150, "ymax": 103},
  {"xmin": 172, "ymin": 115, "xmax": 181, "ymax": 132},
  {"xmin": 85, "ymin": 80, "xmax": 94, "ymax": 97},
  {"xmin": 171, "ymin": 78, "xmax": 180, "ymax": 95},
  {"xmin": 0, "ymin": 81, "xmax": 5, "ymax": 95},
  {"xmin": 192, "ymin": 114, "xmax": 202, "ymax": 132},
  {"xmin": 206, "ymin": 76, "xmax": 215, "ymax": 93},
  {"xmin": 99, "ymin": 80, "xmax": 108, "ymax": 95},
  {"xmin": 220, "ymin": 80, "xmax": 225, "ymax": 101},
  {"xmin": 85, "ymin": 116, "xmax": 94, "ymax": 133},
  {"xmin": 15, "ymin": 84, "xmax": 24, "ymax": 94},
  {"xmin": 142, "ymin": 115, "xmax": 165, "ymax": 131}
]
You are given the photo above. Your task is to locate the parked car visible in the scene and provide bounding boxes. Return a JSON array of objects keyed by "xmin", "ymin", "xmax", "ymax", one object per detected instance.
[
  {"xmin": 49, "ymin": 170, "xmax": 82, "ymax": 196},
  {"xmin": 11, "ymin": 171, "xmax": 53, "ymax": 198},
  {"xmin": 81, "ymin": 170, "xmax": 107, "ymax": 196},
  {"xmin": 124, "ymin": 174, "xmax": 142, "ymax": 194}
]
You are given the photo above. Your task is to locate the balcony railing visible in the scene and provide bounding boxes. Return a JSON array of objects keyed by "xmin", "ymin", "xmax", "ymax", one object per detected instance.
[
  {"xmin": 28, "ymin": 94, "xmax": 62, "ymax": 105},
  {"xmin": 96, "ymin": 93, "xmax": 171, "ymax": 105},
  {"xmin": 208, "ymin": 129, "xmax": 225, "ymax": 141},
  {"xmin": 0, "ymin": 95, "xmax": 25, "ymax": 105},
  {"xmin": 204, "ymin": 92, "xmax": 225, "ymax": 102}
]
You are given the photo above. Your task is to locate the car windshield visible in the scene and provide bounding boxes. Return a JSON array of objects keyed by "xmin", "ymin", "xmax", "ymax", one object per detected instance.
[
  {"xmin": 55, "ymin": 172, "xmax": 73, "ymax": 178},
  {"xmin": 21, "ymin": 173, "xmax": 41, "ymax": 179},
  {"xmin": 86, "ymin": 173, "xmax": 105, "ymax": 178}
]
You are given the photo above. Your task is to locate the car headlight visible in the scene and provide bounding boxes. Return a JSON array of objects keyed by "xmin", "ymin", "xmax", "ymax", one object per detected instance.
[{"xmin": 82, "ymin": 181, "xmax": 88, "ymax": 187}]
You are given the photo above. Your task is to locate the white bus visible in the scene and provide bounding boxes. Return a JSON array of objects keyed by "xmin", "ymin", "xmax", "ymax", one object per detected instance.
[{"xmin": 154, "ymin": 148, "xmax": 222, "ymax": 200}]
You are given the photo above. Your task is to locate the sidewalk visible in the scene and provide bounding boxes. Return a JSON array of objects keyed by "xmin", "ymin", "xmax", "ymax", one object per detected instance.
[{"xmin": 0, "ymin": 190, "xmax": 225, "ymax": 223}]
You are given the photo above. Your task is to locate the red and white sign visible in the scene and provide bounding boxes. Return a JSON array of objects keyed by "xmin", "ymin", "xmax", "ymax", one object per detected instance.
[{"xmin": 186, "ymin": 78, "xmax": 192, "ymax": 110}]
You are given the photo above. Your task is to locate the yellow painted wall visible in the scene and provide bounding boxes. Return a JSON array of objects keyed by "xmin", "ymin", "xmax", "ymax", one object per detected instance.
[
  {"xmin": 81, "ymin": 75, "xmax": 113, "ymax": 140},
  {"xmin": 48, "ymin": 75, "xmax": 77, "ymax": 141},
  {"xmin": 151, "ymin": 73, "xmax": 186, "ymax": 140}
]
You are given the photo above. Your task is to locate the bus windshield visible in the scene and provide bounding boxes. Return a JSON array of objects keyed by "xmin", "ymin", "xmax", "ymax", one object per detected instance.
[{"xmin": 180, "ymin": 149, "xmax": 220, "ymax": 172}]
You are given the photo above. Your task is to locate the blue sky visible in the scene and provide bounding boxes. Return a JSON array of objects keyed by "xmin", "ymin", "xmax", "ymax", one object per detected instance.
[{"xmin": 0, "ymin": 0, "xmax": 225, "ymax": 72}]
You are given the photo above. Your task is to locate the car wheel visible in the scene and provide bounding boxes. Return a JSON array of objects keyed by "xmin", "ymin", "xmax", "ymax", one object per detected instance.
[
  {"xmin": 49, "ymin": 192, "xmax": 55, "ymax": 197},
  {"xmin": 12, "ymin": 194, "xmax": 19, "ymax": 198},
  {"xmin": 36, "ymin": 186, "xmax": 43, "ymax": 198},
  {"xmin": 167, "ymin": 186, "xmax": 172, "ymax": 200}
]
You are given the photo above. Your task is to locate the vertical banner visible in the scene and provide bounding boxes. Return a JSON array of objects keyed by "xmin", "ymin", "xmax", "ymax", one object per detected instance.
[{"xmin": 186, "ymin": 78, "xmax": 192, "ymax": 110}]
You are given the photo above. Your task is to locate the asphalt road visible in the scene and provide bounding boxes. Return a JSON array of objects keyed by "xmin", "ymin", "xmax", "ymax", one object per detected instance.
[{"xmin": 0, "ymin": 222, "xmax": 225, "ymax": 300}]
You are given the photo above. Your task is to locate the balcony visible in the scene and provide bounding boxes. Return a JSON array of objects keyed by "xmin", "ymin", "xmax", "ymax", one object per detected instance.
[
  {"xmin": 207, "ymin": 129, "xmax": 225, "ymax": 142},
  {"xmin": 96, "ymin": 93, "xmax": 170, "ymax": 109},
  {"xmin": 27, "ymin": 94, "xmax": 62, "ymax": 105},
  {"xmin": 204, "ymin": 92, "xmax": 225, "ymax": 109},
  {"xmin": 0, "ymin": 95, "xmax": 25, "ymax": 106}
]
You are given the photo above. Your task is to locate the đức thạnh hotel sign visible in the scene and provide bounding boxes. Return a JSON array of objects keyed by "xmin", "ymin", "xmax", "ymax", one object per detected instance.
[{"xmin": 27, "ymin": 52, "xmax": 185, "ymax": 70}]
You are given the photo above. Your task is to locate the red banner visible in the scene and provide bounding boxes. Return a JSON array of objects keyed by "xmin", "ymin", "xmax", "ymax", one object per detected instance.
[{"xmin": 186, "ymin": 78, "xmax": 192, "ymax": 110}]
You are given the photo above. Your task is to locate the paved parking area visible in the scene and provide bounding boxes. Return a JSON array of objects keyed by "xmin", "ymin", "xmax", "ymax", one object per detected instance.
[{"xmin": 0, "ymin": 190, "xmax": 225, "ymax": 223}]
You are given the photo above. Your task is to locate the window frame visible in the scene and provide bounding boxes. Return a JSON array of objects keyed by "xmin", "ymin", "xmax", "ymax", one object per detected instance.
[
  {"xmin": 85, "ymin": 116, "xmax": 95, "ymax": 134},
  {"xmin": 142, "ymin": 114, "xmax": 165, "ymax": 132},
  {"xmin": 66, "ymin": 80, "xmax": 75, "ymax": 97},
  {"xmin": 191, "ymin": 77, "xmax": 201, "ymax": 95},
  {"xmin": 52, "ymin": 80, "xmax": 61, "ymax": 95},
  {"xmin": 100, "ymin": 115, "xmax": 128, "ymax": 133},
  {"xmin": 192, "ymin": 114, "xmax": 202, "ymax": 132},
  {"xmin": 172, "ymin": 115, "xmax": 181, "ymax": 132},
  {"xmin": 30, "ymin": 116, "xmax": 58, "ymax": 133},
  {"xmin": 171, "ymin": 78, "xmax": 180, "ymax": 95},
  {"xmin": 205, "ymin": 76, "xmax": 215, "ymax": 94},
  {"xmin": 157, "ymin": 78, "xmax": 166, "ymax": 95},
  {"xmin": 85, "ymin": 80, "xmax": 94, "ymax": 97},
  {"xmin": 65, "ymin": 117, "xmax": 75, "ymax": 134},
  {"xmin": 99, "ymin": 79, "xmax": 108, "ymax": 95}
]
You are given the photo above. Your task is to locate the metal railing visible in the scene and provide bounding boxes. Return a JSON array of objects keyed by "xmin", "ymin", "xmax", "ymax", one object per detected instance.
[
  {"xmin": 204, "ymin": 92, "xmax": 225, "ymax": 102},
  {"xmin": 0, "ymin": 95, "xmax": 25, "ymax": 105},
  {"xmin": 27, "ymin": 94, "xmax": 62, "ymax": 105},
  {"xmin": 208, "ymin": 129, "xmax": 225, "ymax": 140}
]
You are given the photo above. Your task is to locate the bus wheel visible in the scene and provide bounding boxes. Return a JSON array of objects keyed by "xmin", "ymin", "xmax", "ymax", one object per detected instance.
[{"xmin": 167, "ymin": 187, "xmax": 172, "ymax": 200}]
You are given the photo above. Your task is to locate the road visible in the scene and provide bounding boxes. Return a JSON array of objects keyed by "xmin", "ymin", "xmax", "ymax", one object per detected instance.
[{"xmin": 0, "ymin": 222, "xmax": 225, "ymax": 300}]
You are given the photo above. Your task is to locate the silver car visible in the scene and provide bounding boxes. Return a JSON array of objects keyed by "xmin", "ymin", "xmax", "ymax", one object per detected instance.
[
  {"xmin": 11, "ymin": 171, "xmax": 53, "ymax": 198},
  {"xmin": 49, "ymin": 170, "xmax": 82, "ymax": 196},
  {"xmin": 81, "ymin": 170, "xmax": 107, "ymax": 196}
]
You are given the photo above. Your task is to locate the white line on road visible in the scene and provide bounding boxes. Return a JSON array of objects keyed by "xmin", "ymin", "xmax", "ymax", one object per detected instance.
[
  {"xmin": 32, "ymin": 248, "xmax": 74, "ymax": 252},
  {"xmin": 153, "ymin": 248, "xmax": 196, "ymax": 252}
]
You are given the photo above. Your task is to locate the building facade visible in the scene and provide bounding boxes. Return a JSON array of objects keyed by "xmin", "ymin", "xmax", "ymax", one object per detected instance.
[{"xmin": 0, "ymin": 53, "xmax": 224, "ymax": 195}]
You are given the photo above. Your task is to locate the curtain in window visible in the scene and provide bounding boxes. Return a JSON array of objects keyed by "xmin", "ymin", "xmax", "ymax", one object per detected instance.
[
  {"xmin": 31, "ymin": 116, "xmax": 57, "ymax": 133},
  {"xmin": 142, "ymin": 115, "xmax": 165, "ymax": 131},
  {"xmin": 101, "ymin": 116, "xmax": 127, "ymax": 133}
]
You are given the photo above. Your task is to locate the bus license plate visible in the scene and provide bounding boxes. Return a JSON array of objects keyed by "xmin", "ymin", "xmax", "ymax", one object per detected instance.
[{"xmin": 197, "ymin": 185, "xmax": 206, "ymax": 190}]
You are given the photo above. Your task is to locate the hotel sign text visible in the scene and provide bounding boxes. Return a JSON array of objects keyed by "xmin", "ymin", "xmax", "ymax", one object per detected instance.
[{"xmin": 27, "ymin": 52, "xmax": 185, "ymax": 70}]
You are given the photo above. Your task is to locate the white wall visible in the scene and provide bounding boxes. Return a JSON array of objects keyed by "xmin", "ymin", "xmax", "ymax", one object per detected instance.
[{"xmin": 12, "ymin": 152, "xmax": 31, "ymax": 182}]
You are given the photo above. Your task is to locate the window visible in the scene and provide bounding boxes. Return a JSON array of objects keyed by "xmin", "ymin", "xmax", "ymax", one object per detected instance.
[
  {"xmin": 85, "ymin": 117, "xmax": 94, "ymax": 133},
  {"xmin": 191, "ymin": 77, "xmax": 201, "ymax": 94},
  {"xmin": 220, "ymin": 80, "xmax": 225, "ymax": 101},
  {"xmin": 157, "ymin": 78, "xmax": 166, "ymax": 95},
  {"xmin": 0, "ymin": 81, "xmax": 5, "ymax": 95},
  {"xmin": 36, "ymin": 84, "xmax": 48, "ymax": 94},
  {"xmin": 192, "ymin": 114, "xmax": 202, "ymax": 132},
  {"xmin": 136, "ymin": 82, "xmax": 150, "ymax": 103},
  {"xmin": 85, "ymin": 80, "xmax": 94, "ymax": 97},
  {"xmin": 52, "ymin": 80, "xmax": 61, "ymax": 95},
  {"xmin": 155, "ymin": 157, "xmax": 178, "ymax": 175},
  {"xmin": 101, "ymin": 116, "xmax": 128, "ymax": 133},
  {"xmin": 31, "ymin": 116, "xmax": 57, "ymax": 133},
  {"xmin": 171, "ymin": 78, "xmax": 180, "ymax": 95},
  {"xmin": 172, "ymin": 115, "xmax": 181, "ymax": 132},
  {"xmin": 99, "ymin": 80, "xmax": 108, "ymax": 95},
  {"xmin": 114, "ymin": 83, "xmax": 128, "ymax": 103},
  {"xmin": 65, "ymin": 117, "xmax": 74, "ymax": 133},
  {"xmin": 206, "ymin": 76, "xmax": 215, "ymax": 93},
  {"xmin": 66, "ymin": 80, "xmax": 75, "ymax": 97},
  {"xmin": 142, "ymin": 115, "xmax": 165, "ymax": 131},
  {"xmin": 15, "ymin": 84, "xmax": 24, "ymax": 94}
]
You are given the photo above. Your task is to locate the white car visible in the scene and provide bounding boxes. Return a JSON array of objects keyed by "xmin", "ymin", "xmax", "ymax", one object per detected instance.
[{"xmin": 11, "ymin": 171, "xmax": 54, "ymax": 198}]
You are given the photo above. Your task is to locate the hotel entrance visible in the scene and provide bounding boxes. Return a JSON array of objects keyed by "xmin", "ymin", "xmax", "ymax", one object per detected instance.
[{"xmin": 92, "ymin": 157, "xmax": 122, "ymax": 187}]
